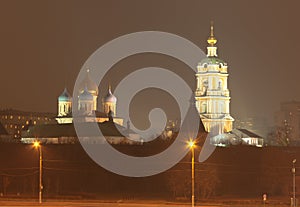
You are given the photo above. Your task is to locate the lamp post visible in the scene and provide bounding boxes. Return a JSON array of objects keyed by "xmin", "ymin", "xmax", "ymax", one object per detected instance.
[
  {"xmin": 188, "ymin": 141, "xmax": 195, "ymax": 207},
  {"xmin": 293, "ymin": 159, "xmax": 297, "ymax": 207},
  {"xmin": 34, "ymin": 141, "xmax": 43, "ymax": 204}
]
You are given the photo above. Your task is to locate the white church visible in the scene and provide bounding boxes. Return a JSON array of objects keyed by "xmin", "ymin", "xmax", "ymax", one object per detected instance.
[
  {"xmin": 21, "ymin": 70, "xmax": 137, "ymax": 144},
  {"xmin": 56, "ymin": 69, "xmax": 123, "ymax": 125},
  {"xmin": 195, "ymin": 23, "xmax": 263, "ymax": 147}
]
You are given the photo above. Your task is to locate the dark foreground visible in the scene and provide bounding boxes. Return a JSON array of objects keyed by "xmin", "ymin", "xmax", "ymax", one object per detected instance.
[{"xmin": 1, "ymin": 143, "xmax": 300, "ymax": 199}]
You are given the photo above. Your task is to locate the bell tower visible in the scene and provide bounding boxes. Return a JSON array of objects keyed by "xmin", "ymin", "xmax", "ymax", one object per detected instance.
[{"xmin": 195, "ymin": 22, "xmax": 234, "ymax": 135}]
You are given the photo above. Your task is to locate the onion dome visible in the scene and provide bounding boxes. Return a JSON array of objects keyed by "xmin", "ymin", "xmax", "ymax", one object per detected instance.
[
  {"xmin": 78, "ymin": 69, "xmax": 98, "ymax": 96},
  {"xmin": 103, "ymin": 86, "xmax": 117, "ymax": 103},
  {"xmin": 199, "ymin": 57, "xmax": 227, "ymax": 66},
  {"xmin": 58, "ymin": 88, "xmax": 72, "ymax": 102},
  {"xmin": 79, "ymin": 86, "xmax": 94, "ymax": 101}
]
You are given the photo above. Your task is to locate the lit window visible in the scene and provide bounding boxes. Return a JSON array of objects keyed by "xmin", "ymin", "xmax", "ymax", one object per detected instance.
[
  {"xmin": 33, "ymin": 121, "xmax": 36, "ymax": 125},
  {"xmin": 14, "ymin": 125, "xmax": 17, "ymax": 129},
  {"xmin": 26, "ymin": 121, "xmax": 29, "ymax": 125},
  {"xmin": 10, "ymin": 124, "xmax": 13, "ymax": 128},
  {"xmin": 18, "ymin": 116, "xmax": 21, "ymax": 120},
  {"xmin": 5, "ymin": 116, "xmax": 7, "ymax": 119},
  {"xmin": 10, "ymin": 115, "xmax": 13, "ymax": 119}
]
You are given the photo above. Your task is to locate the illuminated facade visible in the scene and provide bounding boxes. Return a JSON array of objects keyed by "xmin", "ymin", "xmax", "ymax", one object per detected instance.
[
  {"xmin": 195, "ymin": 23, "xmax": 234, "ymax": 135},
  {"xmin": 56, "ymin": 69, "xmax": 122, "ymax": 125},
  {"xmin": 0, "ymin": 109, "xmax": 55, "ymax": 139},
  {"xmin": 102, "ymin": 85, "xmax": 117, "ymax": 117},
  {"xmin": 58, "ymin": 88, "xmax": 72, "ymax": 117}
]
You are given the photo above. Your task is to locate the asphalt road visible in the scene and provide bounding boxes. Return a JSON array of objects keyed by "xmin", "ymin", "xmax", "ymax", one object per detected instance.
[{"xmin": 0, "ymin": 200, "xmax": 290, "ymax": 207}]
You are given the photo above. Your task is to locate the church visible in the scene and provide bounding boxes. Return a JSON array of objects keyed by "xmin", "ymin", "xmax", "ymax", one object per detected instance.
[
  {"xmin": 21, "ymin": 22, "xmax": 264, "ymax": 147},
  {"xmin": 56, "ymin": 69, "xmax": 123, "ymax": 126},
  {"xmin": 195, "ymin": 23, "xmax": 263, "ymax": 147},
  {"xmin": 20, "ymin": 70, "xmax": 141, "ymax": 144},
  {"xmin": 195, "ymin": 23, "xmax": 234, "ymax": 135}
]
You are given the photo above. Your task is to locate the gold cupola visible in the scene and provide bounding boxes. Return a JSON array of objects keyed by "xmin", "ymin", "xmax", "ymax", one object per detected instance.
[{"xmin": 207, "ymin": 21, "xmax": 218, "ymax": 57}]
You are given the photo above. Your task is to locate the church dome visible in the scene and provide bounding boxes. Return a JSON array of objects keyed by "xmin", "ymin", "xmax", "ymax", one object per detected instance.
[
  {"xmin": 103, "ymin": 87, "xmax": 117, "ymax": 103},
  {"xmin": 79, "ymin": 87, "xmax": 94, "ymax": 101},
  {"xmin": 200, "ymin": 57, "xmax": 227, "ymax": 66},
  {"xmin": 78, "ymin": 69, "xmax": 99, "ymax": 96},
  {"xmin": 58, "ymin": 88, "xmax": 72, "ymax": 102}
]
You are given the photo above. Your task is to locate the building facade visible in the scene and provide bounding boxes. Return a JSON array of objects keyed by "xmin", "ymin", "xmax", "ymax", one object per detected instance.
[
  {"xmin": 195, "ymin": 23, "xmax": 234, "ymax": 135},
  {"xmin": 56, "ymin": 69, "xmax": 122, "ymax": 125},
  {"xmin": 21, "ymin": 70, "xmax": 127, "ymax": 144},
  {"xmin": 0, "ymin": 109, "xmax": 56, "ymax": 139}
]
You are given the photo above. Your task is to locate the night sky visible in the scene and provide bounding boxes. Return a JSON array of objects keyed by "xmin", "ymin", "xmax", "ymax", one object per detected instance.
[{"xmin": 0, "ymin": 0, "xmax": 299, "ymax": 127}]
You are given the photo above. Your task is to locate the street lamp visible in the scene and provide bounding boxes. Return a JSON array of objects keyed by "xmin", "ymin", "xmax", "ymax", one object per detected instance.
[
  {"xmin": 292, "ymin": 159, "xmax": 297, "ymax": 207},
  {"xmin": 188, "ymin": 140, "xmax": 195, "ymax": 207},
  {"xmin": 33, "ymin": 141, "xmax": 43, "ymax": 204}
]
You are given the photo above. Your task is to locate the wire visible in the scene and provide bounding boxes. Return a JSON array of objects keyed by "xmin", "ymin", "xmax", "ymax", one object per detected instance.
[{"xmin": 0, "ymin": 171, "xmax": 38, "ymax": 177}]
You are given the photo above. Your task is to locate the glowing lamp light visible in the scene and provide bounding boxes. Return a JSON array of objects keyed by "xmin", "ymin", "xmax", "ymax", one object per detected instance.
[
  {"xmin": 188, "ymin": 140, "xmax": 195, "ymax": 148},
  {"xmin": 33, "ymin": 141, "xmax": 40, "ymax": 148}
]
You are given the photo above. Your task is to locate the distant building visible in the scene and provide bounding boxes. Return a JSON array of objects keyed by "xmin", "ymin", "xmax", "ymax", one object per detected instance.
[
  {"xmin": 274, "ymin": 101, "xmax": 300, "ymax": 145},
  {"xmin": 56, "ymin": 69, "xmax": 123, "ymax": 125},
  {"xmin": 210, "ymin": 128, "xmax": 264, "ymax": 147},
  {"xmin": 21, "ymin": 69, "xmax": 132, "ymax": 144},
  {"xmin": 234, "ymin": 116, "xmax": 270, "ymax": 138},
  {"xmin": 195, "ymin": 23, "xmax": 234, "ymax": 136},
  {"xmin": 21, "ymin": 118, "xmax": 141, "ymax": 145},
  {"xmin": 0, "ymin": 109, "xmax": 56, "ymax": 139},
  {"xmin": 232, "ymin": 128, "xmax": 264, "ymax": 147},
  {"xmin": 0, "ymin": 122, "xmax": 10, "ymax": 142}
]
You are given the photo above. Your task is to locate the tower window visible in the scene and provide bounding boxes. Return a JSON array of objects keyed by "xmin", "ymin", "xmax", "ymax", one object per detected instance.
[{"xmin": 201, "ymin": 103, "xmax": 207, "ymax": 113}]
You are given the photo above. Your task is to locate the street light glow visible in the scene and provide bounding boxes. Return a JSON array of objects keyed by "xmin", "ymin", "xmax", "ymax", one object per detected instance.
[
  {"xmin": 188, "ymin": 140, "xmax": 195, "ymax": 148},
  {"xmin": 33, "ymin": 141, "xmax": 40, "ymax": 148},
  {"xmin": 33, "ymin": 140, "xmax": 43, "ymax": 203}
]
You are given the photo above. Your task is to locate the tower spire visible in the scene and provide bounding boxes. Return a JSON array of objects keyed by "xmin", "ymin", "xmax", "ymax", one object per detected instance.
[
  {"xmin": 210, "ymin": 21, "xmax": 214, "ymax": 36},
  {"xmin": 207, "ymin": 21, "xmax": 217, "ymax": 46},
  {"xmin": 108, "ymin": 83, "xmax": 111, "ymax": 92}
]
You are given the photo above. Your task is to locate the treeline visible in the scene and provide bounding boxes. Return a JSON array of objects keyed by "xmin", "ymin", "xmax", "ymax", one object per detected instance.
[{"xmin": 0, "ymin": 143, "xmax": 298, "ymax": 200}]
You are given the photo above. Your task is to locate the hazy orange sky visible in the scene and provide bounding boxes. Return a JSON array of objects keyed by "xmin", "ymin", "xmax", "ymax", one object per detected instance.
[{"xmin": 0, "ymin": 0, "xmax": 299, "ymax": 126}]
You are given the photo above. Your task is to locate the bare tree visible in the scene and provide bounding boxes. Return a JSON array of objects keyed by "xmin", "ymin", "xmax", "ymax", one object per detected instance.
[
  {"xmin": 2, "ymin": 176, "xmax": 11, "ymax": 195},
  {"xmin": 267, "ymin": 126, "xmax": 290, "ymax": 146}
]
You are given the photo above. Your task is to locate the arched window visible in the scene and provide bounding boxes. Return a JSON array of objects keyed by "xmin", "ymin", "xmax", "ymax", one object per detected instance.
[
  {"xmin": 218, "ymin": 79, "xmax": 223, "ymax": 90},
  {"xmin": 201, "ymin": 102, "xmax": 207, "ymax": 113}
]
